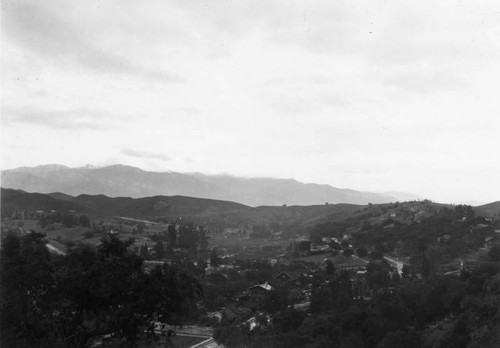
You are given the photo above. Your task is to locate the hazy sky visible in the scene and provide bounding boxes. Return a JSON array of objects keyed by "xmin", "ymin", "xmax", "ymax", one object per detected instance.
[{"xmin": 2, "ymin": 0, "xmax": 499, "ymax": 204}]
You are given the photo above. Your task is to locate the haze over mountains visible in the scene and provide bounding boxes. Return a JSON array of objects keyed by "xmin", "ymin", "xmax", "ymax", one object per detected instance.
[{"xmin": 1, "ymin": 164, "xmax": 417, "ymax": 206}]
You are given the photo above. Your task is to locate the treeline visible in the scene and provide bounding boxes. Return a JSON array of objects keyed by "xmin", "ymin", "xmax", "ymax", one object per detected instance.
[
  {"xmin": 38, "ymin": 212, "xmax": 91, "ymax": 228},
  {"xmin": 0, "ymin": 232, "xmax": 201, "ymax": 347},
  {"xmin": 139, "ymin": 223, "xmax": 210, "ymax": 260}
]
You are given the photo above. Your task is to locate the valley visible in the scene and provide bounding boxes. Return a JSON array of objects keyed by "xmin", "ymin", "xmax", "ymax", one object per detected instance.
[{"xmin": 2, "ymin": 187, "xmax": 500, "ymax": 347}]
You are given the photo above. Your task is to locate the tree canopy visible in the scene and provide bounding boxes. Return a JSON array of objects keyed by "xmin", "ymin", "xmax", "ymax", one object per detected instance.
[{"xmin": 0, "ymin": 232, "xmax": 201, "ymax": 347}]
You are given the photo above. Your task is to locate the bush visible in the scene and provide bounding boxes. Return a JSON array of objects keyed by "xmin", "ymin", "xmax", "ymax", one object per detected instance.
[
  {"xmin": 488, "ymin": 246, "xmax": 500, "ymax": 261},
  {"xmin": 83, "ymin": 231, "xmax": 94, "ymax": 239}
]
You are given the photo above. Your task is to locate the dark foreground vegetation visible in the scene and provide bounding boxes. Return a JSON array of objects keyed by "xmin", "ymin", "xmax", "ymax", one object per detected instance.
[
  {"xmin": 0, "ymin": 233, "xmax": 200, "ymax": 347},
  {"xmin": 2, "ymin": 200, "xmax": 500, "ymax": 348},
  {"xmin": 214, "ymin": 263, "xmax": 500, "ymax": 347}
]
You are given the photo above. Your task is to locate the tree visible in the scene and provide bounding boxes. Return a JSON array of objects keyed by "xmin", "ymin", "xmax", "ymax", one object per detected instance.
[
  {"xmin": 273, "ymin": 308, "xmax": 307, "ymax": 333},
  {"xmin": 78, "ymin": 215, "xmax": 91, "ymax": 227},
  {"xmin": 62, "ymin": 214, "xmax": 78, "ymax": 228},
  {"xmin": 178, "ymin": 224, "xmax": 199, "ymax": 251},
  {"xmin": 357, "ymin": 247, "xmax": 368, "ymax": 258},
  {"xmin": 377, "ymin": 329, "xmax": 421, "ymax": 348},
  {"xmin": 370, "ymin": 250, "xmax": 384, "ymax": 260},
  {"xmin": 0, "ymin": 232, "xmax": 55, "ymax": 347},
  {"xmin": 198, "ymin": 226, "xmax": 209, "ymax": 250},
  {"xmin": 54, "ymin": 236, "xmax": 201, "ymax": 346},
  {"xmin": 263, "ymin": 288, "xmax": 288, "ymax": 314},
  {"xmin": 210, "ymin": 248, "xmax": 220, "ymax": 268},
  {"xmin": 454, "ymin": 205, "xmax": 475, "ymax": 221},
  {"xmin": 326, "ymin": 259, "xmax": 336, "ymax": 275},
  {"xmin": 167, "ymin": 224, "xmax": 177, "ymax": 248},
  {"xmin": 366, "ymin": 263, "xmax": 390, "ymax": 289},
  {"xmin": 487, "ymin": 246, "xmax": 500, "ymax": 262},
  {"xmin": 137, "ymin": 222, "xmax": 146, "ymax": 234},
  {"xmin": 297, "ymin": 241, "xmax": 312, "ymax": 253},
  {"xmin": 140, "ymin": 243, "xmax": 149, "ymax": 259},
  {"xmin": 38, "ymin": 215, "xmax": 50, "ymax": 228},
  {"xmin": 154, "ymin": 241, "xmax": 165, "ymax": 260}
]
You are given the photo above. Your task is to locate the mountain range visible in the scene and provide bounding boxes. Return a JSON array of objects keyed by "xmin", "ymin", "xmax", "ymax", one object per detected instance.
[{"xmin": 1, "ymin": 164, "xmax": 417, "ymax": 206}]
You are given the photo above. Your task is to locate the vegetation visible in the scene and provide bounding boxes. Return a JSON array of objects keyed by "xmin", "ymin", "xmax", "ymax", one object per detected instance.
[
  {"xmin": 0, "ymin": 232, "xmax": 201, "ymax": 347},
  {"xmin": 2, "ymin": 194, "xmax": 500, "ymax": 348},
  {"xmin": 213, "ymin": 264, "xmax": 500, "ymax": 347}
]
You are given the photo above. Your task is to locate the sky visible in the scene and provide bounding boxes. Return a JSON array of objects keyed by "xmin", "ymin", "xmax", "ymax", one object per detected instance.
[{"xmin": 2, "ymin": 0, "xmax": 500, "ymax": 204}]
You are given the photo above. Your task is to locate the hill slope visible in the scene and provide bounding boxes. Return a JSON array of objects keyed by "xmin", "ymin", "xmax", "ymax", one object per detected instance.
[
  {"xmin": 1, "ymin": 188, "xmax": 251, "ymax": 218},
  {"xmin": 474, "ymin": 201, "xmax": 500, "ymax": 218},
  {"xmin": 1, "ymin": 164, "xmax": 399, "ymax": 206},
  {"xmin": 71, "ymin": 193, "xmax": 251, "ymax": 217},
  {"xmin": 1, "ymin": 188, "xmax": 365, "ymax": 227},
  {"xmin": 1, "ymin": 188, "xmax": 89, "ymax": 217}
]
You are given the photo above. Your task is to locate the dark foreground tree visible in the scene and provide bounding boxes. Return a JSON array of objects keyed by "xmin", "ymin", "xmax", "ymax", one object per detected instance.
[
  {"xmin": 0, "ymin": 232, "xmax": 56, "ymax": 347},
  {"xmin": 1, "ymin": 233, "xmax": 201, "ymax": 347}
]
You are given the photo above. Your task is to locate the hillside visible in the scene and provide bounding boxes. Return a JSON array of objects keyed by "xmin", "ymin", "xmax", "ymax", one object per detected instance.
[
  {"xmin": 71, "ymin": 193, "xmax": 251, "ymax": 218},
  {"xmin": 1, "ymin": 164, "xmax": 403, "ymax": 206},
  {"xmin": 474, "ymin": 201, "xmax": 500, "ymax": 218},
  {"xmin": 1, "ymin": 188, "xmax": 251, "ymax": 219},
  {"xmin": 1, "ymin": 188, "xmax": 368, "ymax": 228},
  {"xmin": 0, "ymin": 188, "xmax": 89, "ymax": 217}
]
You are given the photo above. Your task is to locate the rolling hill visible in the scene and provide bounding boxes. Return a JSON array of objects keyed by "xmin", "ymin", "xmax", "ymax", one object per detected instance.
[
  {"xmin": 474, "ymin": 201, "xmax": 500, "ymax": 218},
  {"xmin": 1, "ymin": 164, "xmax": 405, "ymax": 206},
  {"xmin": 1, "ymin": 188, "xmax": 89, "ymax": 217},
  {"xmin": 3, "ymin": 188, "xmax": 497, "ymax": 232},
  {"xmin": 1, "ymin": 188, "xmax": 251, "ymax": 218},
  {"xmin": 1, "ymin": 188, "xmax": 366, "ymax": 227}
]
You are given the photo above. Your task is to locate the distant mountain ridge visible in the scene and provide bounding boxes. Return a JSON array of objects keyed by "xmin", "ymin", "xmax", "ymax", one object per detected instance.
[{"xmin": 2, "ymin": 164, "xmax": 411, "ymax": 206}]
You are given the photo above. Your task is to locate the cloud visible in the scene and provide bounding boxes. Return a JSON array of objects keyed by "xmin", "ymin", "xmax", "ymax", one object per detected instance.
[
  {"xmin": 121, "ymin": 148, "xmax": 171, "ymax": 161},
  {"xmin": 2, "ymin": 106, "xmax": 119, "ymax": 130},
  {"xmin": 2, "ymin": 0, "xmax": 185, "ymax": 83},
  {"xmin": 371, "ymin": 65, "xmax": 467, "ymax": 95}
]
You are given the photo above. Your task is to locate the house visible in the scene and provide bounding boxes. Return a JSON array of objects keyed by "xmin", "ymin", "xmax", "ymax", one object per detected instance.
[
  {"xmin": 337, "ymin": 258, "xmax": 368, "ymax": 272},
  {"xmin": 383, "ymin": 256, "xmax": 407, "ymax": 275},
  {"xmin": 190, "ymin": 337, "xmax": 224, "ymax": 348},
  {"xmin": 248, "ymin": 282, "xmax": 273, "ymax": 293},
  {"xmin": 239, "ymin": 313, "xmax": 271, "ymax": 331},
  {"xmin": 273, "ymin": 271, "xmax": 294, "ymax": 283},
  {"xmin": 271, "ymin": 270, "xmax": 306, "ymax": 286},
  {"xmin": 484, "ymin": 236, "xmax": 500, "ymax": 248},
  {"xmin": 205, "ymin": 311, "xmax": 222, "ymax": 323},
  {"xmin": 322, "ymin": 237, "xmax": 340, "ymax": 244},
  {"xmin": 330, "ymin": 255, "xmax": 368, "ymax": 272},
  {"xmin": 311, "ymin": 242, "xmax": 331, "ymax": 253},
  {"xmin": 288, "ymin": 287, "xmax": 306, "ymax": 302}
]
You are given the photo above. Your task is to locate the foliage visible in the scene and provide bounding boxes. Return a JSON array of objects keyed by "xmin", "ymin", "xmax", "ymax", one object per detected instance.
[
  {"xmin": 0, "ymin": 233, "xmax": 201, "ymax": 347},
  {"xmin": 215, "ymin": 259, "xmax": 500, "ymax": 348},
  {"xmin": 210, "ymin": 247, "xmax": 220, "ymax": 268},
  {"xmin": 309, "ymin": 221, "xmax": 347, "ymax": 242},
  {"xmin": 487, "ymin": 246, "xmax": 500, "ymax": 261}
]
